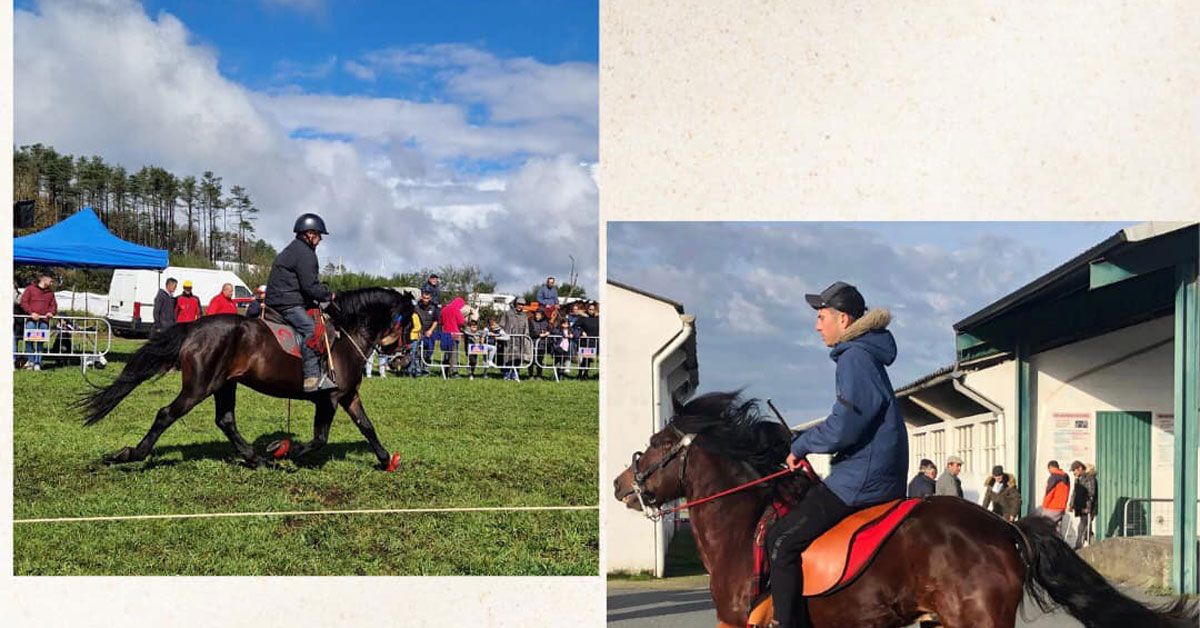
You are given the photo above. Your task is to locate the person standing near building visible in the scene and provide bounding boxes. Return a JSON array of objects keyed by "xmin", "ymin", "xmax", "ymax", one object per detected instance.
[
  {"xmin": 908, "ymin": 459, "xmax": 937, "ymax": 498},
  {"xmin": 206, "ymin": 283, "xmax": 239, "ymax": 315},
  {"xmin": 174, "ymin": 280, "xmax": 203, "ymax": 323},
  {"xmin": 152, "ymin": 277, "xmax": 178, "ymax": 337},
  {"xmin": 19, "ymin": 274, "xmax": 57, "ymax": 371},
  {"xmin": 935, "ymin": 455, "xmax": 964, "ymax": 498},
  {"xmin": 1069, "ymin": 460, "xmax": 1097, "ymax": 547},
  {"xmin": 1041, "ymin": 460, "xmax": 1071, "ymax": 535},
  {"xmin": 982, "ymin": 465, "xmax": 1022, "ymax": 521}
]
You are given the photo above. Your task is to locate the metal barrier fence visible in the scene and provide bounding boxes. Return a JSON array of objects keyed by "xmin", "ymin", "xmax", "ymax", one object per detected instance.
[
  {"xmin": 13, "ymin": 314, "xmax": 112, "ymax": 371},
  {"xmin": 1118, "ymin": 498, "xmax": 1199, "ymax": 537},
  {"xmin": 417, "ymin": 333, "xmax": 537, "ymax": 379},
  {"xmin": 534, "ymin": 334, "xmax": 600, "ymax": 382}
]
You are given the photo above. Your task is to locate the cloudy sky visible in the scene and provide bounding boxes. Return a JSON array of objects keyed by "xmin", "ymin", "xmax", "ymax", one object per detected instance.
[
  {"xmin": 14, "ymin": 0, "xmax": 597, "ymax": 294},
  {"xmin": 608, "ymin": 222, "xmax": 1127, "ymax": 423}
]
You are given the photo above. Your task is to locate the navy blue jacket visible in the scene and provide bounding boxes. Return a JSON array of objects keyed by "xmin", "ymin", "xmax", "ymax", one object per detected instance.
[
  {"xmin": 791, "ymin": 310, "xmax": 908, "ymax": 507},
  {"xmin": 908, "ymin": 473, "xmax": 935, "ymax": 498}
]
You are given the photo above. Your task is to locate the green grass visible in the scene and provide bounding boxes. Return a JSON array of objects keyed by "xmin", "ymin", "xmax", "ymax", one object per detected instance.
[{"xmin": 13, "ymin": 338, "xmax": 598, "ymax": 575}]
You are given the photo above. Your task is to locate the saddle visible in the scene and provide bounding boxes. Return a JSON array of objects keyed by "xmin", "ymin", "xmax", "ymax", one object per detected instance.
[
  {"xmin": 261, "ymin": 307, "xmax": 334, "ymax": 359},
  {"xmin": 747, "ymin": 497, "xmax": 922, "ymax": 626}
]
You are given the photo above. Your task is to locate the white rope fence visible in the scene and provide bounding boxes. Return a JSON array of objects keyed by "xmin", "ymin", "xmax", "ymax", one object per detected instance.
[{"xmin": 14, "ymin": 504, "xmax": 599, "ymax": 524}]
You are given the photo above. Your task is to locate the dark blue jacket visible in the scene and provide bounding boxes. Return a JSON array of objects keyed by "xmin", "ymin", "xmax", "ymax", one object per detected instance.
[
  {"xmin": 421, "ymin": 280, "xmax": 442, "ymax": 306},
  {"xmin": 791, "ymin": 310, "xmax": 908, "ymax": 507},
  {"xmin": 908, "ymin": 473, "xmax": 935, "ymax": 498},
  {"xmin": 536, "ymin": 284, "xmax": 558, "ymax": 307},
  {"xmin": 265, "ymin": 238, "xmax": 332, "ymax": 310}
]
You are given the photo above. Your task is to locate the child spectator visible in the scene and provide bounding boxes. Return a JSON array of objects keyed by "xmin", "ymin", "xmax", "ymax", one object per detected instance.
[{"xmin": 529, "ymin": 308, "xmax": 552, "ymax": 379}]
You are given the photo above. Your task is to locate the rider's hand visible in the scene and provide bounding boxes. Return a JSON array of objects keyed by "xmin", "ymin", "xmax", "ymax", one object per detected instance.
[{"xmin": 786, "ymin": 453, "xmax": 803, "ymax": 471}]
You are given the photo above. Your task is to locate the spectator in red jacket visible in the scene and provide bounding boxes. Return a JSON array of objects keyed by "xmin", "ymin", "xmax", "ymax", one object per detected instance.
[
  {"xmin": 1041, "ymin": 460, "xmax": 1071, "ymax": 536},
  {"xmin": 175, "ymin": 280, "xmax": 203, "ymax": 323},
  {"xmin": 19, "ymin": 274, "xmax": 57, "ymax": 370},
  {"xmin": 207, "ymin": 283, "xmax": 238, "ymax": 316},
  {"xmin": 438, "ymin": 296, "xmax": 466, "ymax": 375}
]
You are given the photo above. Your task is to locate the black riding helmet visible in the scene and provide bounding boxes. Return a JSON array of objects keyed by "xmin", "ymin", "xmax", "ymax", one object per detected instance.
[{"xmin": 293, "ymin": 213, "xmax": 329, "ymax": 235}]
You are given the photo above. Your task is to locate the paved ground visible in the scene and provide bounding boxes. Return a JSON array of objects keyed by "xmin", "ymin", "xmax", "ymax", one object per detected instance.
[{"xmin": 607, "ymin": 576, "xmax": 1091, "ymax": 627}]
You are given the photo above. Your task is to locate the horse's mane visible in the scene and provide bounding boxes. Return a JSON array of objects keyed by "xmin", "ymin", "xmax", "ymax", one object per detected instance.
[
  {"xmin": 670, "ymin": 391, "xmax": 791, "ymax": 475},
  {"xmin": 331, "ymin": 287, "xmax": 413, "ymax": 337}
]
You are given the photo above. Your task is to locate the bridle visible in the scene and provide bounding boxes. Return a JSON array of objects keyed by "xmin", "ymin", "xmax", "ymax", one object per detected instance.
[
  {"xmin": 627, "ymin": 424, "xmax": 696, "ymax": 520},
  {"xmin": 625, "ymin": 423, "xmax": 821, "ymax": 522}
]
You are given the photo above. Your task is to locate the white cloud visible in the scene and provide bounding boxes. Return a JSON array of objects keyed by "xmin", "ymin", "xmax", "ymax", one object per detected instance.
[
  {"xmin": 274, "ymin": 55, "xmax": 338, "ymax": 82},
  {"xmin": 343, "ymin": 59, "xmax": 376, "ymax": 82},
  {"xmin": 14, "ymin": 0, "xmax": 597, "ymax": 294},
  {"xmin": 608, "ymin": 223, "xmax": 1055, "ymax": 419}
]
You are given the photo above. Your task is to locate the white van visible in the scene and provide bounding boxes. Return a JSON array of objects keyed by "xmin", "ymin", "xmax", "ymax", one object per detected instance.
[{"xmin": 107, "ymin": 266, "xmax": 253, "ymax": 335}]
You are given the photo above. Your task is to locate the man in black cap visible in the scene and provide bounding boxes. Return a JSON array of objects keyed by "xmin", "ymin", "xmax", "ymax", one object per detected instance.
[
  {"xmin": 769, "ymin": 281, "xmax": 908, "ymax": 628},
  {"xmin": 421, "ymin": 273, "xmax": 442, "ymax": 306},
  {"xmin": 266, "ymin": 213, "xmax": 336, "ymax": 392}
]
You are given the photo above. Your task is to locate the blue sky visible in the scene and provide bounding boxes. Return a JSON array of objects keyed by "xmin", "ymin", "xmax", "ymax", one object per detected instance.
[
  {"xmin": 15, "ymin": 0, "xmax": 598, "ymax": 292},
  {"xmin": 608, "ymin": 222, "xmax": 1127, "ymax": 423}
]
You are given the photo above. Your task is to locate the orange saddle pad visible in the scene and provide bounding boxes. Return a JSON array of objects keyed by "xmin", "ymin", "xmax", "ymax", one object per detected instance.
[
  {"xmin": 800, "ymin": 498, "xmax": 919, "ymax": 596},
  {"xmin": 747, "ymin": 498, "xmax": 920, "ymax": 627}
]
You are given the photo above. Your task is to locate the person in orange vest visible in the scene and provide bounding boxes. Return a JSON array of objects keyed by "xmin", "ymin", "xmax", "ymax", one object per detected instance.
[
  {"xmin": 1041, "ymin": 460, "xmax": 1071, "ymax": 536},
  {"xmin": 174, "ymin": 280, "xmax": 203, "ymax": 323},
  {"xmin": 207, "ymin": 283, "xmax": 239, "ymax": 316}
]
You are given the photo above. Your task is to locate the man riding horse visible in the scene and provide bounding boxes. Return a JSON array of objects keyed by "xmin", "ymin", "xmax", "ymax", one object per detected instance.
[
  {"xmin": 266, "ymin": 213, "xmax": 337, "ymax": 393},
  {"xmin": 771, "ymin": 281, "xmax": 907, "ymax": 628}
]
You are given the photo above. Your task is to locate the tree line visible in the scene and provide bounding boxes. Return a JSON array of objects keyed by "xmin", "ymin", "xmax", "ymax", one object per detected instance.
[{"xmin": 14, "ymin": 144, "xmax": 272, "ymax": 266}]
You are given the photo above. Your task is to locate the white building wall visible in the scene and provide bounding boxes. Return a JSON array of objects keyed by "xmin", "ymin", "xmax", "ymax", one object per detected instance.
[
  {"xmin": 907, "ymin": 316, "xmax": 1177, "ymax": 534},
  {"xmin": 604, "ymin": 285, "xmax": 695, "ymax": 575},
  {"xmin": 1030, "ymin": 315, "xmax": 1175, "ymax": 534}
]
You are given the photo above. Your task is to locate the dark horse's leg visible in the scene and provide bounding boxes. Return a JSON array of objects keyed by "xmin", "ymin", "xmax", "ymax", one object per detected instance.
[
  {"xmin": 104, "ymin": 375, "xmax": 210, "ymax": 464},
  {"xmin": 340, "ymin": 393, "xmax": 394, "ymax": 469},
  {"xmin": 213, "ymin": 383, "xmax": 262, "ymax": 467},
  {"xmin": 278, "ymin": 396, "xmax": 336, "ymax": 462}
]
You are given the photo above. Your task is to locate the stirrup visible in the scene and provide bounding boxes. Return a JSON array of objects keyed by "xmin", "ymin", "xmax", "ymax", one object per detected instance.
[{"xmin": 315, "ymin": 373, "xmax": 338, "ymax": 391}]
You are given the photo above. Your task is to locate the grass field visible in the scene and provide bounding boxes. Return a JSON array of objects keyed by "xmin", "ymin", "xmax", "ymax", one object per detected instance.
[{"xmin": 13, "ymin": 338, "xmax": 598, "ymax": 575}]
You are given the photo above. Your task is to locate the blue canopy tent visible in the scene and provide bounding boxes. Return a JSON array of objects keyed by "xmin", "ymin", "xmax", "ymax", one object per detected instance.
[{"xmin": 14, "ymin": 207, "xmax": 168, "ymax": 269}]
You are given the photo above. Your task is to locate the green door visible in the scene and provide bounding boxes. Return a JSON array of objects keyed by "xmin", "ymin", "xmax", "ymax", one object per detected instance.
[{"xmin": 1096, "ymin": 410, "xmax": 1152, "ymax": 540}]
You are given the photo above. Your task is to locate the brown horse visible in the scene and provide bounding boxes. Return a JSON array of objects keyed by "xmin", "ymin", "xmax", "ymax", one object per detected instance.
[
  {"xmin": 78, "ymin": 288, "xmax": 414, "ymax": 470},
  {"xmin": 613, "ymin": 391, "xmax": 1197, "ymax": 628}
]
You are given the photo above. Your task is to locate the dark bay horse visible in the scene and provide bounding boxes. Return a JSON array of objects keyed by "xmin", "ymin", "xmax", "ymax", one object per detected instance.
[
  {"xmin": 78, "ymin": 288, "xmax": 414, "ymax": 470},
  {"xmin": 613, "ymin": 391, "xmax": 1197, "ymax": 628}
]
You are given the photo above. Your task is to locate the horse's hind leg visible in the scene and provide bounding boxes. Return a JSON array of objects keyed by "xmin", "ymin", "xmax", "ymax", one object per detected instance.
[
  {"xmin": 279, "ymin": 397, "xmax": 335, "ymax": 462},
  {"xmin": 340, "ymin": 393, "xmax": 393, "ymax": 469},
  {"xmin": 213, "ymin": 384, "xmax": 261, "ymax": 467},
  {"xmin": 105, "ymin": 382, "xmax": 208, "ymax": 464}
]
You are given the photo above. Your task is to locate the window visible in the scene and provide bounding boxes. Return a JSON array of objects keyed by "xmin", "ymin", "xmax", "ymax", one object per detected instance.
[
  {"xmin": 981, "ymin": 420, "xmax": 999, "ymax": 472},
  {"xmin": 956, "ymin": 424, "xmax": 974, "ymax": 473},
  {"xmin": 931, "ymin": 430, "xmax": 945, "ymax": 469}
]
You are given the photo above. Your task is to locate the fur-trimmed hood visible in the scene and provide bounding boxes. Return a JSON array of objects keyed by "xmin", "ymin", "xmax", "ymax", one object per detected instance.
[{"xmin": 830, "ymin": 308, "xmax": 896, "ymax": 366}]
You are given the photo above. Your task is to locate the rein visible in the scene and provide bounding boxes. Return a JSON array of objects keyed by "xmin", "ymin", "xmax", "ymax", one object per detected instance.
[{"xmin": 629, "ymin": 424, "xmax": 821, "ymax": 521}]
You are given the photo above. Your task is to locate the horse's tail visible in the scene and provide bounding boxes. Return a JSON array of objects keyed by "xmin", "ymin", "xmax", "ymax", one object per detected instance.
[
  {"xmin": 1017, "ymin": 514, "xmax": 1198, "ymax": 627},
  {"xmin": 76, "ymin": 324, "xmax": 189, "ymax": 426}
]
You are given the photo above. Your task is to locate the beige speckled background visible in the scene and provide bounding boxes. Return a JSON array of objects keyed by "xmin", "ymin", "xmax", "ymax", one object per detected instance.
[
  {"xmin": 599, "ymin": 1, "xmax": 1199, "ymax": 221},
  {"xmin": 4, "ymin": 1, "xmax": 1200, "ymax": 626}
]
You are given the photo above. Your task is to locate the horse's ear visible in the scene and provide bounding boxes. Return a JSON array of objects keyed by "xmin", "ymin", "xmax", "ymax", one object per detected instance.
[{"xmin": 671, "ymin": 394, "xmax": 685, "ymax": 418}]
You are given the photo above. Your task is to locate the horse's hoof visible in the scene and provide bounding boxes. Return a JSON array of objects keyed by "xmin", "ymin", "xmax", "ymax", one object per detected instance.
[
  {"xmin": 385, "ymin": 452, "xmax": 401, "ymax": 472},
  {"xmin": 267, "ymin": 439, "xmax": 291, "ymax": 460},
  {"xmin": 103, "ymin": 447, "xmax": 133, "ymax": 464}
]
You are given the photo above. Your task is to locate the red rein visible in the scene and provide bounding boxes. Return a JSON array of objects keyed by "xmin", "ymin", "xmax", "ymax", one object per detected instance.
[{"xmin": 658, "ymin": 460, "xmax": 818, "ymax": 517}]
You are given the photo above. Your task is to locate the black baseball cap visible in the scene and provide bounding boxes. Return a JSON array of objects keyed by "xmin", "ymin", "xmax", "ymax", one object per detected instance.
[{"xmin": 804, "ymin": 281, "xmax": 866, "ymax": 318}]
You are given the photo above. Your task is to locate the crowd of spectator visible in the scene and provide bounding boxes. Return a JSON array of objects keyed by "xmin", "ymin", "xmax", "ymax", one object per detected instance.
[
  {"xmin": 14, "ymin": 272, "xmax": 599, "ymax": 381},
  {"xmin": 907, "ymin": 455, "xmax": 1097, "ymax": 548},
  {"xmin": 370, "ymin": 274, "xmax": 601, "ymax": 382}
]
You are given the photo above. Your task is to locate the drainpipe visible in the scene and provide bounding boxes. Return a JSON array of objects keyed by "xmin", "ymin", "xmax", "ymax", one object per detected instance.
[
  {"xmin": 952, "ymin": 374, "xmax": 1007, "ymax": 477},
  {"xmin": 649, "ymin": 313, "xmax": 695, "ymax": 578}
]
